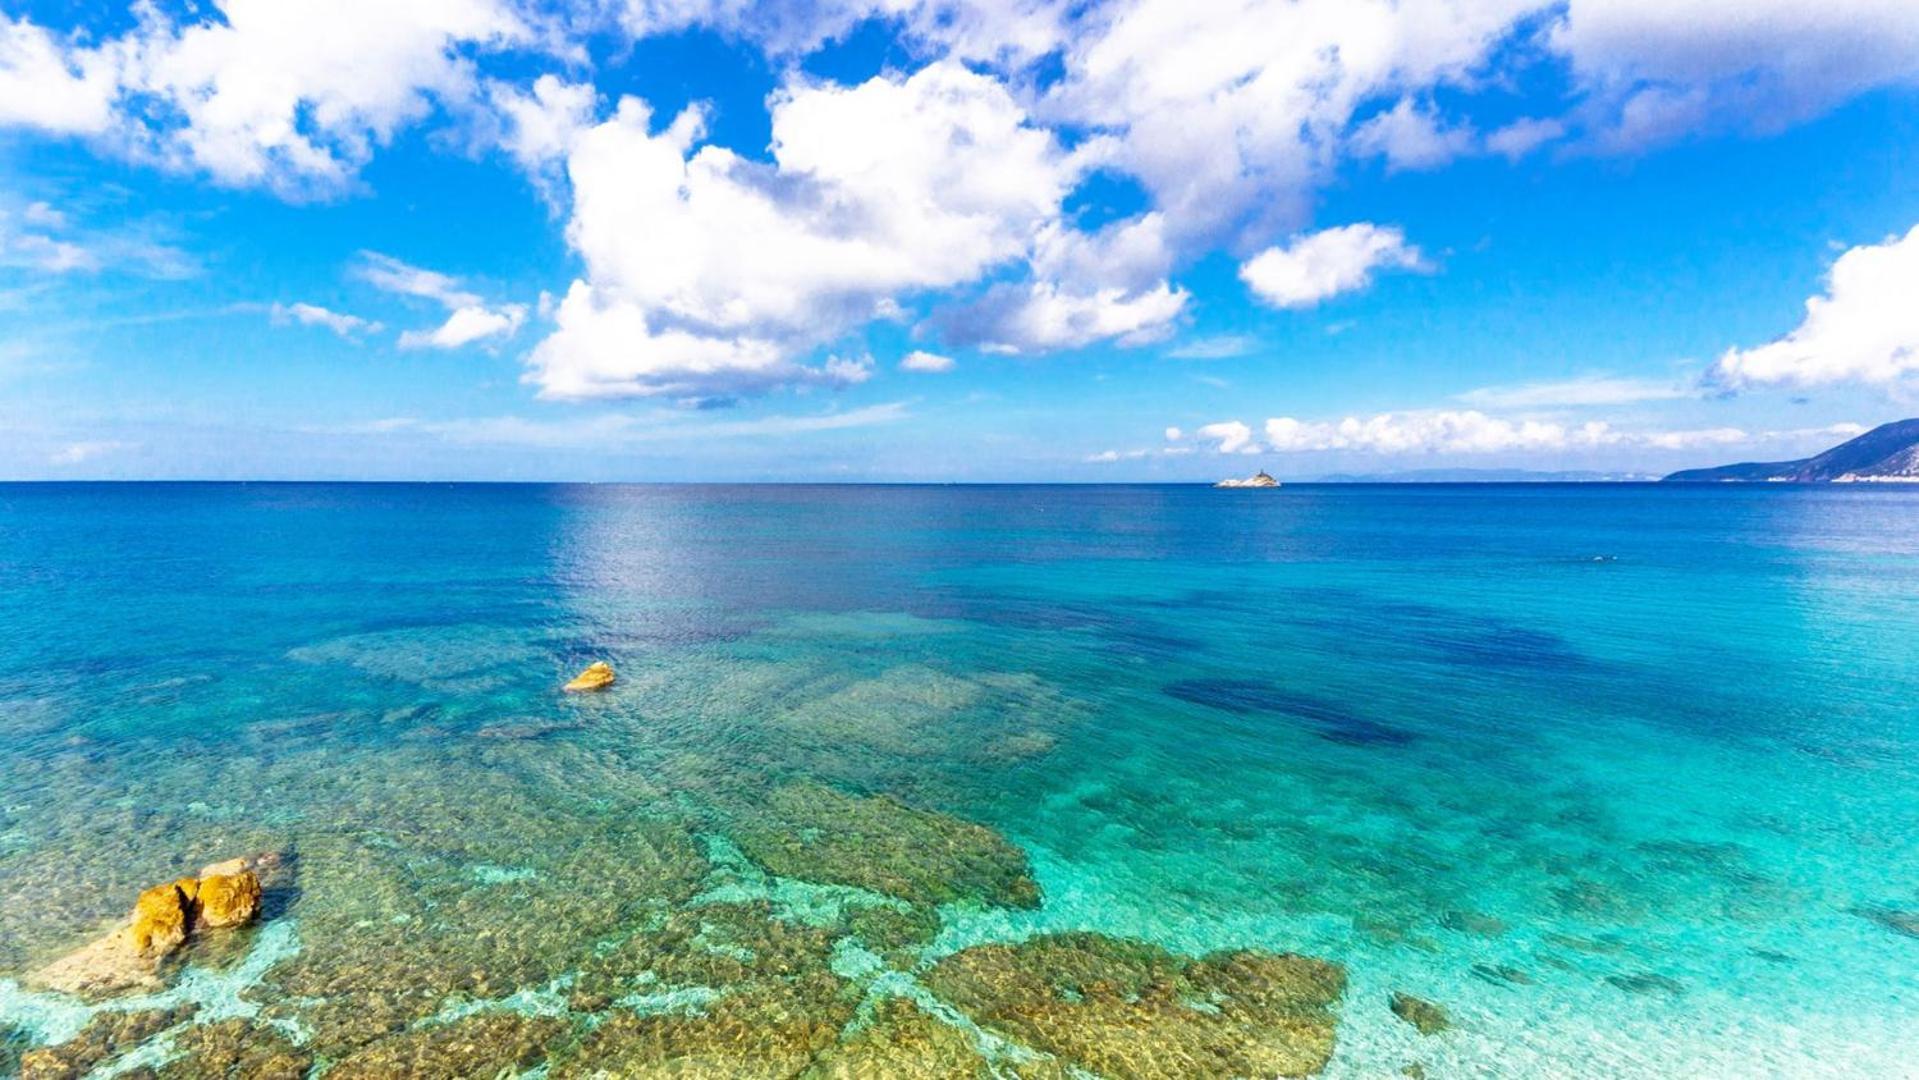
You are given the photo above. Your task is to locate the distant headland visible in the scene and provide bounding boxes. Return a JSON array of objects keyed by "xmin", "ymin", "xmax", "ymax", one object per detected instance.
[{"xmin": 1664, "ymin": 419, "xmax": 1919, "ymax": 483}]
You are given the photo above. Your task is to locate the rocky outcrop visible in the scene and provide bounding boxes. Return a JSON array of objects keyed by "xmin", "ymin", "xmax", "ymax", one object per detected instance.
[
  {"xmin": 1214, "ymin": 471, "xmax": 1280, "ymax": 488},
  {"xmin": 27, "ymin": 855, "xmax": 272, "ymax": 997},
  {"xmin": 196, "ymin": 871, "xmax": 262, "ymax": 928},
  {"xmin": 563, "ymin": 661, "xmax": 616, "ymax": 692},
  {"xmin": 129, "ymin": 883, "xmax": 191, "ymax": 957}
]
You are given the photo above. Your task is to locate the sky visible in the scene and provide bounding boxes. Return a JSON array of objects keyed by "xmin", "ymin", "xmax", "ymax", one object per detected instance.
[{"xmin": 1, "ymin": 0, "xmax": 1918, "ymax": 481}]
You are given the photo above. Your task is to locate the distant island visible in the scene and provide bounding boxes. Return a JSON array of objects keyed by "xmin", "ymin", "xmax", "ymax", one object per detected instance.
[
  {"xmin": 1215, "ymin": 471, "xmax": 1280, "ymax": 488},
  {"xmin": 1664, "ymin": 419, "xmax": 1919, "ymax": 483}
]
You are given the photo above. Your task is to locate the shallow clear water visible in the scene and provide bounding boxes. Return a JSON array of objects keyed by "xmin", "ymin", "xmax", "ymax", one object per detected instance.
[{"xmin": 2, "ymin": 482, "xmax": 1917, "ymax": 1077}]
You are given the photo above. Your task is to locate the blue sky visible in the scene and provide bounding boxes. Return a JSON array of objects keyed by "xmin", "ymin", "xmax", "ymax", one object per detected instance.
[{"xmin": 2, "ymin": 0, "xmax": 1918, "ymax": 480}]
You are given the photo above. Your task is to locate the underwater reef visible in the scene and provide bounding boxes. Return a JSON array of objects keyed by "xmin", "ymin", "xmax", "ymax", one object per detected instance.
[{"xmin": 0, "ymin": 753, "xmax": 1349, "ymax": 1078}]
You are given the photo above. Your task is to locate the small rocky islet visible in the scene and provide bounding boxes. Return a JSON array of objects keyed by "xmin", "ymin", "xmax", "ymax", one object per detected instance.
[{"xmin": 2, "ymin": 665, "xmax": 1354, "ymax": 1079}]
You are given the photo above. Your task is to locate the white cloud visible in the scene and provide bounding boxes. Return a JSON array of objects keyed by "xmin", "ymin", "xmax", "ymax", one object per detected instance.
[
  {"xmin": 1194, "ymin": 420, "xmax": 1258, "ymax": 454},
  {"xmin": 934, "ymin": 212, "xmax": 1187, "ymax": 353},
  {"xmin": 1707, "ymin": 224, "xmax": 1919, "ymax": 390},
  {"xmin": 271, "ymin": 301, "xmax": 383, "ymax": 338},
  {"xmin": 1485, "ymin": 116, "xmax": 1566, "ymax": 160},
  {"xmin": 0, "ymin": 1, "xmax": 534, "ymax": 196},
  {"xmin": 0, "ymin": 198, "xmax": 197, "ymax": 278},
  {"xmin": 357, "ymin": 251, "xmax": 526, "ymax": 349},
  {"xmin": 531, "ymin": 61, "xmax": 1132, "ymax": 398},
  {"xmin": 1046, "ymin": 0, "xmax": 1542, "ymax": 248},
  {"xmin": 399, "ymin": 303, "xmax": 527, "ymax": 349},
  {"xmin": 1177, "ymin": 410, "xmax": 1839, "ymax": 456},
  {"xmin": 1351, "ymin": 98, "xmax": 1476, "ymax": 172},
  {"xmin": 0, "ymin": 17, "xmax": 121, "ymax": 135},
  {"xmin": 1240, "ymin": 223, "xmax": 1427, "ymax": 309},
  {"xmin": 1456, "ymin": 373, "xmax": 1695, "ymax": 408},
  {"xmin": 1258, "ymin": 411, "xmax": 1601, "ymax": 453},
  {"xmin": 1166, "ymin": 335, "xmax": 1254, "ymax": 360},
  {"xmin": 356, "ymin": 251, "xmax": 484, "ymax": 308},
  {"xmin": 488, "ymin": 74, "xmax": 598, "ymax": 198},
  {"xmin": 900, "ymin": 350, "xmax": 956, "ymax": 373}
]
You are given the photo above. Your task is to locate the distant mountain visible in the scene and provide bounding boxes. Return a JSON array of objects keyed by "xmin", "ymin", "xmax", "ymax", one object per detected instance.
[
  {"xmin": 1315, "ymin": 468, "xmax": 1655, "ymax": 483},
  {"xmin": 1663, "ymin": 419, "xmax": 1919, "ymax": 483}
]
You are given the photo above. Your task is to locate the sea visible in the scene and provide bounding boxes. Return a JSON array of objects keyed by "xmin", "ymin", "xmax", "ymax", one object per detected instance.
[{"xmin": 1, "ymin": 482, "xmax": 1916, "ymax": 1078}]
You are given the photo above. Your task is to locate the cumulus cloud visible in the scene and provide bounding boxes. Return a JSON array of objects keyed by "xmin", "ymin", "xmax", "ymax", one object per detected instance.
[
  {"xmin": 487, "ymin": 74, "xmax": 598, "ymax": 198},
  {"xmin": 1707, "ymin": 225, "xmax": 1919, "ymax": 390},
  {"xmin": 1194, "ymin": 420, "xmax": 1258, "ymax": 454},
  {"xmin": 271, "ymin": 301, "xmax": 383, "ymax": 338},
  {"xmin": 934, "ymin": 212, "xmax": 1186, "ymax": 353},
  {"xmin": 0, "ymin": 1, "xmax": 533, "ymax": 196},
  {"xmin": 529, "ymin": 62, "xmax": 1168, "ymax": 398},
  {"xmin": 0, "ymin": 17, "xmax": 121, "ymax": 135},
  {"xmin": 900, "ymin": 350, "xmax": 956, "ymax": 373},
  {"xmin": 1351, "ymin": 98, "xmax": 1477, "ymax": 172},
  {"xmin": 1240, "ymin": 224, "xmax": 1427, "ymax": 309}
]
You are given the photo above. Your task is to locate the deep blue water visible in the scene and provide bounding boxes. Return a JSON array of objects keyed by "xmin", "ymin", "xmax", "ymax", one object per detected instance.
[{"xmin": 2, "ymin": 483, "xmax": 1917, "ymax": 1077}]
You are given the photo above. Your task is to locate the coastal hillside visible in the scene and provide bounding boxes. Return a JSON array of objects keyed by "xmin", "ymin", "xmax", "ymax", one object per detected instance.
[{"xmin": 1664, "ymin": 419, "xmax": 1919, "ymax": 482}]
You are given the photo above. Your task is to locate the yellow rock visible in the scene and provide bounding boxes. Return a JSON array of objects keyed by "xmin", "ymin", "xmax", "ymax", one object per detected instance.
[
  {"xmin": 196, "ymin": 871, "xmax": 262, "ymax": 929},
  {"xmin": 174, "ymin": 876, "xmax": 201, "ymax": 903},
  {"xmin": 563, "ymin": 661, "xmax": 615, "ymax": 693},
  {"xmin": 127, "ymin": 883, "xmax": 189, "ymax": 957}
]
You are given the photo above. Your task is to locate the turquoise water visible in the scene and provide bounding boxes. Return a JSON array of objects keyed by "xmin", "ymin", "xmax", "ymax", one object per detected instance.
[{"xmin": 2, "ymin": 482, "xmax": 1918, "ymax": 1077}]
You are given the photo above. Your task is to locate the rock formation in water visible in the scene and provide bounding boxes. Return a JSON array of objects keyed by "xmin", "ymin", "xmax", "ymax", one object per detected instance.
[
  {"xmin": 28, "ymin": 856, "xmax": 269, "ymax": 996},
  {"xmin": 1214, "ymin": 470, "xmax": 1281, "ymax": 488},
  {"xmin": 563, "ymin": 660, "xmax": 616, "ymax": 692}
]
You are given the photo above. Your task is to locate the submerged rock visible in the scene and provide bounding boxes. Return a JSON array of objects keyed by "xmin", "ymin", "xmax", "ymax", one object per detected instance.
[
  {"xmin": 1855, "ymin": 906, "xmax": 1919, "ymax": 939},
  {"xmin": 802, "ymin": 997, "xmax": 1063, "ymax": 1079},
  {"xmin": 156, "ymin": 1018, "xmax": 309, "ymax": 1080},
  {"xmin": 1437, "ymin": 910, "xmax": 1508, "ymax": 937},
  {"xmin": 923, "ymin": 932, "xmax": 1346, "ymax": 1079},
  {"xmin": 1606, "ymin": 972, "xmax": 1685, "ymax": 995},
  {"xmin": 1467, "ymin": 963, "xmax": 1531, "ymax": 988},
  {"xmin": 731, "ymin": 782, "xmax": 1040, "ymax": 909},
  {"xmin": 564, "ymin": 661, "xmax": 616, "ymax": 692},
  {"xmin": 1388, "ymin": 992, "xmax": 1450, "ymax": 1035},
  {"xmin": 845, "ymin": 904, "xmax": 941, "ymax": 969},
  {"xmin": 18, "ymin": 1007, "xmax": 192, "ymax": 1080},
  {"xmin": 327, "ymin": 1014, "xmax": 569, "ymax": 1079},
  {"xmin": 554, "ymin": 903, "xmax": 862, "ymax": 1079}
]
